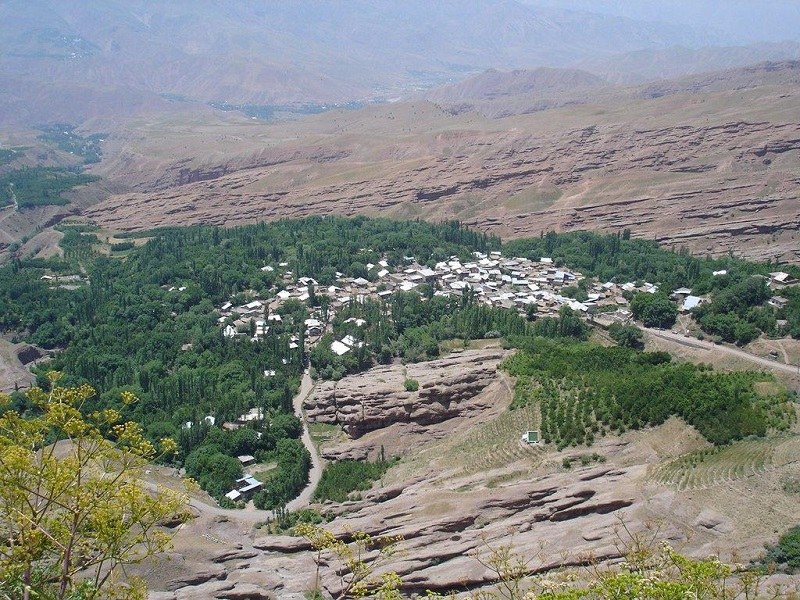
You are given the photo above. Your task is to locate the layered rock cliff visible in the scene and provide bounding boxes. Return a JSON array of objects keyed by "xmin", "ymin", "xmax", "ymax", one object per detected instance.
[
  {"xmin": 85, "ymin": 105, "xmax": 800, "ymax": 261},
  {"xmin": 304, "ymin": 349, "xmax": 506, "ymax": 438}
]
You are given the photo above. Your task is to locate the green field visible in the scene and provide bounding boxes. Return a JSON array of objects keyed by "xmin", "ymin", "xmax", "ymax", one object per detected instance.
[{"xmin": 0, "ymin": 167, "xmax": 98, "ymax": 209}]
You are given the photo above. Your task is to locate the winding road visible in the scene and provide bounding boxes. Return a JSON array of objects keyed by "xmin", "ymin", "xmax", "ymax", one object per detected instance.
[
  {"xmin": 162, "ymin": 371, "xmax": 322, "ymax": 523},
  {"xmin": 286, "ymin": 370, "xmax": 323, "ymax": 511}
]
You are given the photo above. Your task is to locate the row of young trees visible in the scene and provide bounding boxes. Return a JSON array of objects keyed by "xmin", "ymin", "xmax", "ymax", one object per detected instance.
[{"xmin": 504, "ymin": 337, "xmax": 795, "ymax": 447}]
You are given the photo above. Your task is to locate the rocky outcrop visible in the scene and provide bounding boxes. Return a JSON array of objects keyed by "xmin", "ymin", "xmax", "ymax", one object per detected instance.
[
  {"xmin": 144, "ymin": 409, "xmax": 800, "ymax": 599},
  {"xmin": 304, "ymin": 349, "xmax": 505, "ymax": 438},
  {"xmin": 254, "ymin": 465, "xmax": 639, "ymax": 595},
  {"xmin": 16, "ymin": 344, "xmax": 44, "ymax": 366},
  {"xmin": 166, "ymin": 566, "xmax": 227, "ymax": 591}
]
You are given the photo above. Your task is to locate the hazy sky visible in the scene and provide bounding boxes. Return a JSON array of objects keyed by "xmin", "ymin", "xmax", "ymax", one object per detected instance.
[{"xmin": 521, "ymin": 0, "xmax": 800, "ymax": 45}]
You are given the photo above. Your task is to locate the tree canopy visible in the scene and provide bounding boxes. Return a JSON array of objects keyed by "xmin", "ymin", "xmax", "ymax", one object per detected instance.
[{"xmin": 0, "ymin": 375, "xmax": 187, "ymax": 600}]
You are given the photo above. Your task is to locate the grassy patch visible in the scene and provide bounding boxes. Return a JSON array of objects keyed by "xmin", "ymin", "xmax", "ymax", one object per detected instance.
[
  {"xmin": 307, "ymin": 422, "xmax": 344, "ymax": 451},
  {"xmin": 250, "ymin": 462, "xmax": 277, "ymax": 482},
  {"xmin": 504, "ymin": 185, "xmax": 561, "ymax": 212},
  {"xmin": 782, "ymin": 476, "xmax": 800, "ymax": 495},
  {"xmin": 312, "ymin": 459, "xmax": 393, "ymax": 503},
  {"xmin": 0, "ymin": 167, "xmax": 98, "ymax": 209},
  {"xmin": 440, "ymin": 403, "xmax": 546, "ymax": 475}
]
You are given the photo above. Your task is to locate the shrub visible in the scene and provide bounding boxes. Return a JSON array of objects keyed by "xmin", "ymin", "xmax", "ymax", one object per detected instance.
[
  {"xmin": 764, "ymin": 525, "xmax": 800, "ymax": 572},
  {"xmin": 313, "ymin": 459, "xmax": 393, "ymax": 503},
  {"xmin": 404, "ymin": 378, "xmax": 419, "ymax": 392}
]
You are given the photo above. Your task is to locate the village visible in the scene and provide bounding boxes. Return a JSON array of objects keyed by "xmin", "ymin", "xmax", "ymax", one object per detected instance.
[
  {"xmin": 217, "ymin": 250, "xmax": 605, "ymax": 348},
  {"xmin": 213, "ymin": 250, "xmax": 799, "ymax": 351}
]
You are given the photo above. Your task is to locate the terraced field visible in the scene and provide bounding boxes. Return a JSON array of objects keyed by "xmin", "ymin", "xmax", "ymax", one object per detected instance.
[
  {"xmin": 439, "ymin": 404, "xmax": 548, "ymax": 476},
  {"xmin": 648, "ymin": 436, "xmax": 798, "ymax": 490}
]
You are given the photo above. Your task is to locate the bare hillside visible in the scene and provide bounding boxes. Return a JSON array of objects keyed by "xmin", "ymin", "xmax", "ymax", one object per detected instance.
[
  {"xmin": 133, "ymin": 349, "xmax": 800, "ymax": 597},
  {"xmin": 84, "ymin": 65, "xmax": 800, "ymax": 262}
]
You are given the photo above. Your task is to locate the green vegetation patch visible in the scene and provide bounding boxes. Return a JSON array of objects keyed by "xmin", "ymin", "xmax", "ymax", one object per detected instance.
[
  {"xmin": 313, "ymin": 458, "xmax": 393, "ymax": 503},
  {"xmin": 37, "ymin": 124, "xmax": 105, "ymax": 164},
  {"xmin": 649, "ymin": 438, "xmax": 779, "ymax": 490},
  {"xmin": 503, "ymin": 229, "xmax": 800, "ymax": 341},
  {"xmin": 260, "ymin": 508, "xmax": 329, "ymax": 535},
  {"xmin": 504, "ymin": 338, "xmax": 795, "ymax": 449},
  {"xmin": 404, "ymin": 378, "xmax": 419, "ymax": 392},
  {"xmin": 0, "ymin": 147, "xmax": 24, "ymax": 165},
  {"xmin": 763, "ymin": 525, "xmax": 800, "ymax": 572},
  {"xmin": 110, "ymin": 241, "xmax": 135, "ymax": 252},
  {"xmin": 504, "ymin": 185, "xmax": 561, "ymax": 212},
  {"xmin": 59, "ymin": 229, "xmax": 99, "ymax": 263},
  {"xmin": 502, "ymin": 229, "xmax": 795, "ymax": 289},
  {"xmin": 253, "ymin": 439, "xmax": 311, "ymax": 509},
  {"xmin": 0, "ymin": 167, "xmax": 98, "ymax": 209},
  {"xmin": 435, "ymin": 403, "xmax": 544, "ymax": 475}
]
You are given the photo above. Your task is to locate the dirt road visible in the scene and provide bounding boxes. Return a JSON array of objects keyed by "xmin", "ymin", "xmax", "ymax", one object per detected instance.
[
  {"xmin": 287, "ymin": 370, "xmax": 322, "ymax": 510},
  {"xmin": 151, "ymin": 371, "xmax": 321, "ymax": 524},
  {"xmin": 644, "ymin": 327, "xmax": 800, "ymax": 376}
]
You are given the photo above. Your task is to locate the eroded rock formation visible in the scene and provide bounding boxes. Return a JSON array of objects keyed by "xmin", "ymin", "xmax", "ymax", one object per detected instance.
[{"xmin": 304, "ymin": 350, "xmax": 506, "ymax": 438}]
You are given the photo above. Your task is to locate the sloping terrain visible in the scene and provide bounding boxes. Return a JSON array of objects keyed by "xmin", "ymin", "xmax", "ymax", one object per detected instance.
[
  {"xmin": 85, "ymin": 63, "xmax": 800, "ymax": 262},
  {"xmin": 137, "ymin": 350, "xmax": 800, "ymax": 598},
  {"xmin": 424, "ymin": 60, "xmax": 800, "ymax": 118},
  {"xmin": 576, "ymin": 41, "xmax": 800, "ymax": 84},
  {"xmin": 423, "ymin": 67, "xmax": 609, "ymax": 116}
]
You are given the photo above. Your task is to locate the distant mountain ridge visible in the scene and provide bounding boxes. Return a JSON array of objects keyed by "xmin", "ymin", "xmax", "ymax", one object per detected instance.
[
  {"xmin": 80, "ymin": 58, "xmax": 800, "ymax": 263},
  {"xmin": 576, "ymin": 41, "xmax": 800, "ymax": 84},
  {"xmin": 425, "ymin": 68, "xmax": 607, "ymax": 102},
  {"xmin": 421, "ymin": 60, "xmax": 800, "ymax": 118},
  {"xmin": 0, "ymin": 0, "xmax": 716, "ymax": 127}
]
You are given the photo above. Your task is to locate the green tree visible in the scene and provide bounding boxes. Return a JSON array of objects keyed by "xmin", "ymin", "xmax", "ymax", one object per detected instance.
[
  {"xmin": 608, "ymin": 323, "xmax": 644, "ymax": 348},
  {"xmin": 763, "ymin": 524, "xmax": 800, "ymax": 572},
  {"xmin": 630, "ymin": 293, "xmax": 677, "ymax": 329},
  {"xmin": 0, "ymin": 375, "xmax": 187, "ymax": 600},
  {"xmin": 184, "ymin": 445, "xmax": 242, "ymax": 498}
]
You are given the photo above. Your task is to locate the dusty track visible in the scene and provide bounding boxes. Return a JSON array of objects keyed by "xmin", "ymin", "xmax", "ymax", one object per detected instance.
[
  {"xmin": 644, "ymin": 327, "xmax": 800, "ymax": 376},
  {"xmin": 287, "ymin": 371, "xmax": 322, "ymax": 510}
]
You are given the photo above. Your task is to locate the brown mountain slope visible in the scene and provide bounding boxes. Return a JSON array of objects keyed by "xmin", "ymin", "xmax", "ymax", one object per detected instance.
[
  {"xmin": 422, "ymin": 60, "xmax": 800, "ymax": 119},
  {"xmin": 425, "ymin": 67, "xmax": 607, "ymax": 102},
  {"xmin": 85, "ymin": 73, "xmax": 800, "ymax": 261}
]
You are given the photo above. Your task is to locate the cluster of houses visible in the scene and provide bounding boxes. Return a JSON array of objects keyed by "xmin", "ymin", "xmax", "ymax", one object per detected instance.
[
  {"xmin": 224, "ymin": 474, "xmax": 262, "ymax": 502},
  {"xmin": 210, "ymin": 250, "xmax": 756, "ymax": 347},
  {"xmin": 667, "ymin": 271, "xmax": 798, "ymax": 316},
  {"xmin": 178, "ymin": 255, "xmax": 800, "ymax": 504},
  {"xmin": 39, "ymin": 273, "xmax": 88, "ymax": 290},
  {"xmin": 212, "ymin": 252, "xmax": 598, "ymax": 340}
]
